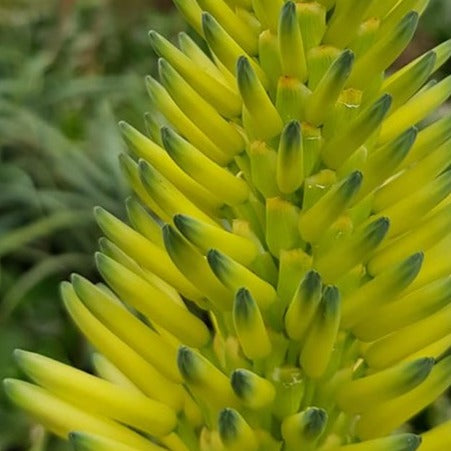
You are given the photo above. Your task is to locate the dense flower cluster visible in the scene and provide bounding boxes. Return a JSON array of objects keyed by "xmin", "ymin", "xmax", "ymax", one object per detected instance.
[{"xmin": 5, "ymin": 1, "xmax": 451, "ymax": 450}]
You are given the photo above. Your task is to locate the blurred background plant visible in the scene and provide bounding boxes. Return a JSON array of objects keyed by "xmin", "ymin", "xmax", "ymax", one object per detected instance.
[
  {"xmin": 0, "ymin": 0, "xmax": 448, "ymax": 450},
  {"xmin": 0, "ymin": 0, "xmax": 180, "ymax": 449}
]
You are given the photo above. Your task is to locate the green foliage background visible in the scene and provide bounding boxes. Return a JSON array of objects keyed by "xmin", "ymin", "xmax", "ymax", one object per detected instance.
[{"xmin": 0, "ymin": 0, "xmax": 448, "ymax": 449}]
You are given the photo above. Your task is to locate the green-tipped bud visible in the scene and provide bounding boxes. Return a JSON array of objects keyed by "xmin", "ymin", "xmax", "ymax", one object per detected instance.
[
  {"xmin": 356, "ymin": 127, "xmax": 417, "ymax": 201},
  {"xmin": 365, "ymin": 305, "xmax": 451, "ymax": 370},
  {"xmin": 207, "ymin": 249, "xmax": 278, "ymax": 310},
  {"xmin": 347, "ymin": 12, "xmax": 419, "ymax": 89},
  {"xmin": 278, "ymin": 2, "xmax": 307, "ymax": 82},
  {"xmin": 408, "ymin": 234, "xmax": 451, "ymax": 293},
  {"xmin": 276, "ymin": 121, "xmax": 304, "ymax": 193},
  {"xmin": 158, "ymin": 58, "xmax": 244, "ymax": 156},
  {"xmin": 354, "ymin": 276, "xmax": 451, "ymax": 342},
  {"xmin": 337, "ymin": 357, "xmax": 435, "ymax": 414},
  {"xmin": 202, "ymin": 13, "xmax": 265, "ymax": 83},
  {"xmin": 383, "ymin": 50, "xmax": 436, "ymax": 111},
  {"xmin": 198, "ymin": 0, "xmax": 258, "ymax": 55},
  {"xmin": 139, "ymin": 159, "xmax": 217, "ymax": 226},
  {"xmin": 161, "ymin": 126, "xmax": 249, "ymax": 206},
  {"xmin": 299, "ymin": 170, "xmax": 362, "ymax": 243},
  {"xmin": 357, "ymin": 356, "xmax": 451, "ymax": 438},
  {"xmin": 306, "ymin": 49, "xmax": 354, "ymax": 125},
  {"xmin": 94, "ymin": 206, "xmax": 201, "ymax": 302},
  {"xmin": 265, "ymin": 197, "xmax": 302, "ymax": 256},
  {"xmin": 300, "ymin": 285, "xmax": 341, "ymax": 378},
  {"xmin": 174, "ymin": 214, "xmax": 257, "ymax": 265},
  {"xmin": 95, "ymin": 252, "xmax": 210, "ymax": 348},
  {"xmin": 369, "ymin": 204, "xmax": 451, "ymax": 276},
  {"xmin": 373, "ymin": 138, "xmax": 451, "ymax": 213},
  {"xmin": 71, "ymin": 274, "xmax": 181, "ymax": 382},
  {"xmin": 230, "ymin": 368, "xmax": 275, "ymax": 409},
  {"xmin": 162, "ymin": 224, "xmax": 233, "ymax": 310},
  {"xmin": 119, "ymin": 153, "xmax": 168, "ymax": 221},
  {"xmin": 285, "ymin": 270, "xmax": 322, "ymax": 341},
  {"xmin": 14, "ymin": 350, "xmax": 177, "ymax": 437},
  {"xmin": 403, "ymin": 115, "xmax": 451, "ymax": 167},
  {"xmin": 61, "ymin": 283, "xmax": 184, "ymax": 409},
  {"xmin": 431, "ymin": 38, "xmax": 451, "ymax": 72},
  {"xmin": 374, "ymin": 170, "xmax": 451, "ymax": 238},
  {"xmin": 379, "ymin": 75, "xmax": 451, "ymax": 145},
  {"xmin": 145, "ymin": 76, "xmax": 229, "ymax": 165},
  {"xmin": 119, "ymin": 121, "xmax": 220, "ymax": 213},
  {"xmin": 342, "ymin": 252, "xmax": 424, "ymax": 328},
  {"xmin": 144, "ymin": 109, "xmax": 167, "ymax": 146},
  {"xmin": 237, "ymin": 56, "xmax": 282, "ymax": 140},
  {"xmin": 322, "ymin": 94, "xmax": 392, "ymax": 169},
  {"xmin": 233, "ymin": 288, "xmax": 271, "ymax": 360},
  {"xmin": 3, "ymin": 380, "xmax": 158, "ymax": 449},
  {"xmin": 281, "ymin": 407, "xmax": 328, "ymax": 450},
  {"xmin": 334, "ymin": 433, "xmax": 422, "ymax": 451},
  {"xmin": 218, "ymin": 408, "xmax": 258, "ymax": 450},
  {"xmin": 177, "ymin": 347, "xmax": 237, "ymax": 409},
  {"xmin": 125, "ymin": 196, "xmax": 164, "ymax": 247},
  {"xmin": 377, "ymin": 0, "xmax": 427, "ymax": 40},
  {"xmin": 149, "ymin": 29, "xmax": 241, "ymax": 118},
  {"xmin": 314, "ymin": 216, "xmax": 390, "ymax": 282}
]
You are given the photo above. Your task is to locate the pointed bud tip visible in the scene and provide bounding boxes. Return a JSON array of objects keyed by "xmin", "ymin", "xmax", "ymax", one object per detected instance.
[
  {"xmin": 405, "ymin": 434, "xmax": 422, "ymax": 450},
  {"xmin": 70, "ymin": 272, "xmax": 82, "ymax": 286},
  {"xmin": 409, "ymin": 251, "xmax": 424, "ymax": 267},
  {"xmin": 284, "ymin": 120, "xmax": 302, "ymax": 140},
  {"xmin": 148, "ymin": 29, "xmax": 159, "ymax": 42},
  {"xmin": 302, "ymin": 270, "xmax": 322, "ymax": 292},
  {"xmin": 93, "ymin": 205, "xmax": 104, "ymax": 218},
  {"xmin": 230, "ymin": 369, "xmax": 250, "ymax": 398},
  {"xmin": 201, "ymin": 11, "xmax": 215, "ymax": 30},
  {"xmin": 340, "ymin": 49, "xmax": 355, "ymax": 65},
  {"xmin": 348, "ymin": 170, "xmax": 363, "ymax": 185},
  {"xmin": 177, "ymin": 346, "xmax": 196, "ymax": 380},
  {"xmin": 378, "ymin": 93, "xmax": 392, "ymax": 111},
  {"xmin": 236, "ymin": 56, "xmax": 252, "ymax": 80},
  {"xmin": 118, "ymin": 120, "xmax": 128, "ymax": 131},
  {"xmin": 207, "ymin": 248, "xmax": 221, "ymax": 266},
  {"xmin": 218, "ymin": 408, "xmax": 239, "ymax": 441},
  {"xmin": 235, "ymin": 287, "xmax": 251, "ymax": 303},
  {"xmin": 304, "ymin": 407, "xmax": 328, "ymax": 436},
  {"xmin": 173, "ymin": 214, "xmax": 185, "ymax": 231},
  {"xmin": 281, "ymin": 0, "xmax": 296, "ymax": 16},
  {"xmin": 162, "ymin": 223, "xmax": 173, "ymax": 242},
  {"xmin": 12, "ymin": 348, "xmax": 27, "ymax": 364}
]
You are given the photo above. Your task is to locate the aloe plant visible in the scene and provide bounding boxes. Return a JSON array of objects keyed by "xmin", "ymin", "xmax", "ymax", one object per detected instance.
[{"xmin": 4, "ymin": 1, "xmax": 451, "ymax": 450}]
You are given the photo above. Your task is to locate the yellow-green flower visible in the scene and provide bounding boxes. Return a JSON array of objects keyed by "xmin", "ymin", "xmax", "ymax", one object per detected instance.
[{"xmin": 5, "ymin": 1, "xmax": 451, "ymax": 450}]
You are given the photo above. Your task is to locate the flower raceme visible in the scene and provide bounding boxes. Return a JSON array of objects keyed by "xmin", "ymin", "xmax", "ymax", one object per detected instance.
[{"xmin": 5, "ymin": 1, "xmax": 451, "ymax": 450}]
